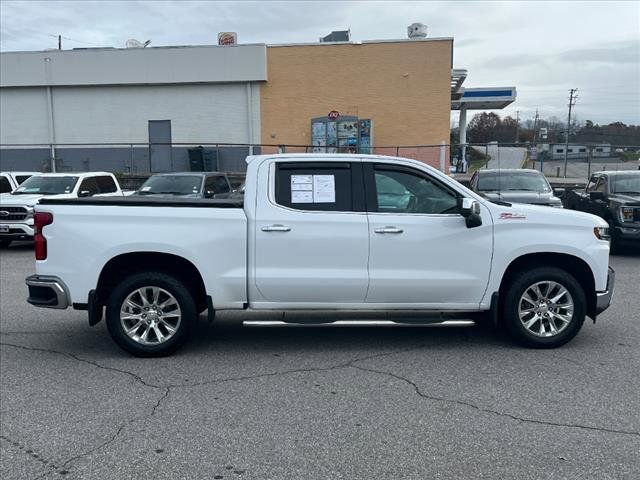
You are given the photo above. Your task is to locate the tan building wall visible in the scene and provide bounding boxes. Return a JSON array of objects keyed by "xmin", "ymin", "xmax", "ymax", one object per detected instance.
[{"xmin": 261, "ymin": 39, "xmax": 452, "ymax": 166}]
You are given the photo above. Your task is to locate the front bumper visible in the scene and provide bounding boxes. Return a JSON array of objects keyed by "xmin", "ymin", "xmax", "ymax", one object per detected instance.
[
  {"xmin": 0, "ymin": 223, "xmax": 34, "ymax": 241},
  {"xmin": 595, "ymin": 267, "xmax": 615, "ymax": 315},
  {"xmin": 613, "ymin": 225, "xmax": 640, "ymax": 245},
  {"xmin": 25, "ymin": 275, "xmax": 70, "ymax": 309}
]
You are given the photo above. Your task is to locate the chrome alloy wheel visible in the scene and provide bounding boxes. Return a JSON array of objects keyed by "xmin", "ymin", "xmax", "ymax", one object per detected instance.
[
  {"xmin": 120, "ymin": 287, "xmax": 181, "ymax": 345},
  {"xmin": 518, "ymin": 281, "xmax": 574, "ymax": 337}
]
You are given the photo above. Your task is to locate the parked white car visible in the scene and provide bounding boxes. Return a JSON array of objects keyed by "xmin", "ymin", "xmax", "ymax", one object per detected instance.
[
  {"xmin": 0, "ymin": 172, "xmax": 123, "ymax": 247},
  {"xmin": 26, "ymin": 154, "xmax": 614, "ymax": 356},
  {"xmin": 0, "ymin": 171, "xmax": 39, "ymax": 194}
]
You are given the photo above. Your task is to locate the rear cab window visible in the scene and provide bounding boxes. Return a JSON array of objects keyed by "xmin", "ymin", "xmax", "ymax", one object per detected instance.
[
  {"xmin": 274, "ymin": 162, "xmax": 364, "ymax": 212},
  {"xmin": 0, "ymin": 176, "xmax": 12, "ymax": 193},
  {"xmin": 96, "ymin": 175, "xmax": 117, "ymax": 194}
]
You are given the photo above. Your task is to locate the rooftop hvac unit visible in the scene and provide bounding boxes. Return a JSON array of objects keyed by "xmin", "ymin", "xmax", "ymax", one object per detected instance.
[{"xmin": 407, "ymin": 23, "xmax": 428, "ymax": 39}]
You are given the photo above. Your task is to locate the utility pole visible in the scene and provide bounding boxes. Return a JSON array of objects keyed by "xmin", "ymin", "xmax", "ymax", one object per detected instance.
[
  {"xmin": 563, "ymin": 88, "xmax": 578, "ymax": 177},
  {"xmin": 58, "ymin": 35, "xmax": 61, "ymax": 50},
  {"xmin": 532, "ymin": 109, "xmax": 539, "ymax": 142},
  {"xmin": 515, "ymin": 110, "xmax": 520, "ymax": 144}
]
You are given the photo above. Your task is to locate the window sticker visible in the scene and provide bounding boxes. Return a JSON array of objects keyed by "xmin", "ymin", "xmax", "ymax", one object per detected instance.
[
  {"xmin": 291, "ymin": 191, "xmax": 313, "ymax": 203},
  {"xmin": 290, "ymin": 174, "xmax": 336, "ymax": 204},
  {"xmin": 313, "ymin": 175, "xmax": 335, "ymax": 203}
]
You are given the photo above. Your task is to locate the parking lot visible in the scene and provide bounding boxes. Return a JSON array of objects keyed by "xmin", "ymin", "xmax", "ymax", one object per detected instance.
[{"xmin": 1, "ymin": 244, "xmax": 639, "ymax": 480}]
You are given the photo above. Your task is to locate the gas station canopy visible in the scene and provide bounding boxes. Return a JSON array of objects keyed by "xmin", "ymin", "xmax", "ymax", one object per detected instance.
[{"xmin": 450, "ymin": 69, "xmax": 516, "ymax": 111}]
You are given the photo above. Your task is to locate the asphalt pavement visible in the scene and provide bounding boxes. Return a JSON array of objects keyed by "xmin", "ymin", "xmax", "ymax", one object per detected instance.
[{"xmin": 1, "ymin": 243, "xmax": 639, "ymax": 479}]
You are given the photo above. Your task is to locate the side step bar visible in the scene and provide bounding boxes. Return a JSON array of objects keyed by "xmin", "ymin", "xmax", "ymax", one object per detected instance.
[{"xmin": 243, "ymin": 320, "xmax": 475, "ymax": 328}]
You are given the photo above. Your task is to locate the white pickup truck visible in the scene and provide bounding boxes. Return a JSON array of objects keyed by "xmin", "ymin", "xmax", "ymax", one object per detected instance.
[
  {"xmin": 0, "ymin": 172, "xmax": 123, "ymax": 247},
  {"xmin": 26, "ymin": 154, "xmax": 615, "ymax": 356}
]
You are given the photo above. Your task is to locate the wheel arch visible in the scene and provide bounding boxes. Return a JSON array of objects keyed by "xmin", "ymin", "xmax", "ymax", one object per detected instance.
[
  {"xmin": 96, "ymin": 252, "xmax": 208, "ymax": 313},
  {"xmin": 498, "ymin": 252, "xmax": 597, "ymax": 320}
]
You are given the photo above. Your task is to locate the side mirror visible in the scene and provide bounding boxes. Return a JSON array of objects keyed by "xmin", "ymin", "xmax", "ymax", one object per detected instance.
[
  {"xmin": 553, "ymin": 187, "xmax": 565, "ymax": 196},
  {"xmin": 589, "ymin": 191, "xmax": 605, "ymax": 200},
  {"xmin": 78, "ymin": 190, "xmax": 92, "ymax": 197},
  {"xmin": 459, "ymin": 198, "xmax": 482, "ymax": 228}
]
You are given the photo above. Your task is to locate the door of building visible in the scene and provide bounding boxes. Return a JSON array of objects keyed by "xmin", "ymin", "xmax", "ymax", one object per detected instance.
[{"xmin": 148, "ymin": 120, "xmax": 172, "ymax": 172}]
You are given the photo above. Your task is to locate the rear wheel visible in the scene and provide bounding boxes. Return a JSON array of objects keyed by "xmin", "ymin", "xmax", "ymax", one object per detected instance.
[
  {"xmin": 503, "ymin": 267, "xmax": 586, "ymax": 348},
  {"xmin": 105, "ymin": 272, "xmax": 196, "ymax": 357},
  {"xmin": 0, "ymin": 240, "xmax": 11, "ymax": 248}
]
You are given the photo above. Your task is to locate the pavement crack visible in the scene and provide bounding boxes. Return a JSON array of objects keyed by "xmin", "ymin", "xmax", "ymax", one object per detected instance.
[
  {"xmin": 0, "ymin": 434, "xmax": 59, "ymax": 473},
  {"xmin": 351, "ymin": 364, "xmax": 640, "ymax": 437},
  {"xmin": 0, "ymin": 341, "xmax": 162, "ymax": 390}
]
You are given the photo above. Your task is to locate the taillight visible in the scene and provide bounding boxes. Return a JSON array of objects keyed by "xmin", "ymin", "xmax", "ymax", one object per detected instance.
[{"xmin": 34, "ymin": 211, "xmax": 53, "ymax": 260}]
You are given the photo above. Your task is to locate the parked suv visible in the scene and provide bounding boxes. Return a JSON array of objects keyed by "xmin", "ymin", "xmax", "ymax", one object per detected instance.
[{"xmin": 470, "ymin": 169, "xmax": 563, "ymax": 208}]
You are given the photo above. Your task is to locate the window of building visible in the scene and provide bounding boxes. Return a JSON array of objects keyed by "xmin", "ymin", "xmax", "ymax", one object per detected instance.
[
  {"xmin": 275, "ymin": 162, "xmax": 356, "ymax": 212},
  {"xmin": 556, "ymin": 148, "xmax": 564, "ymax": 153},
  {"xmin": 579, "ymin": 148, "xmax": 587, "ymax": 153}
]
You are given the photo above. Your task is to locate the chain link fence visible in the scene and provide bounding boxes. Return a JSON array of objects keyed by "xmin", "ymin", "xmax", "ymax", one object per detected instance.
[{"xmin": 1, "ymin": 141, "xmax": 637, "ymax": 183}]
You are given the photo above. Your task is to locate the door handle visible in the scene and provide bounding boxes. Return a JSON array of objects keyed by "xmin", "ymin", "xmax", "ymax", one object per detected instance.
[
  {"xmin": 374, "ymin": 226, "xmax": 403, "ymax": 234},
  {"xmin": 261, "ymin": 224, "xmax": 291, "ymax": 232}
]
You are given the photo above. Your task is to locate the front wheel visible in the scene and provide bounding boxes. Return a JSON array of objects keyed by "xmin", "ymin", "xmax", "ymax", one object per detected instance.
[
  {"xmin": 105, "ymin": 272, "xmax": 196, "ymax": 357},
  {"xmin": 503, "ymin": 267, "xmax": 586, "ymax": 348}
]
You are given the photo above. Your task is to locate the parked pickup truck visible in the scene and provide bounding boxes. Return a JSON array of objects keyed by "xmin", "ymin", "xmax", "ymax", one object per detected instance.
[
  {"xmin": 131, "ymin": 172, "xmax": 232, "ymax": 198},
  {"xmin": 469, "ymin": 169, "xmax": 563, "ymax": 208},
  {"xmin": 563, "ymin": 171, "xmax": 640, "ymax": 250},
  {"xmin": 0, "ymin": 172, "xmax": 123, "ymax": 247},
  {"xmin": 26, "ymin": 154, "xmax": 615, "ymax": 356},
  {"xmin": 0, "ymin": 171, "xmax": 39, "ymax": 194}
]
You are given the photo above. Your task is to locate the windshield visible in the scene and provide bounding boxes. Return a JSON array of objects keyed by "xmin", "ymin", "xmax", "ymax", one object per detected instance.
[
  {"xmin": 12, "ymin": 176, "xmax": 78, "ymax": 195},
  {"xmin": 137, "ymin": 175, "xmax": 203, "ymax": 195},
  {"xmin": 610, "ymin": 175, "xmax": 640, "ymax": 194},
  {"xmin": 477, "ymin": 172, "xmax": 551, "ymax": 193}
]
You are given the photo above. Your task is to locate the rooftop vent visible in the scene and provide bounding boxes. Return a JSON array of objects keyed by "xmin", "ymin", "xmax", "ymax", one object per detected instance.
[
  {"xmin": 320, "ymin": 30, "xmax": 350, "ymax": 42},
  {"xmin": 407, "ymin": 23, "xmax": 428, "ymax": 39}
]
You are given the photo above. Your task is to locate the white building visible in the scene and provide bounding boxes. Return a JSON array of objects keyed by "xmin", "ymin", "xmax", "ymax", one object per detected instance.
[
  {"xmin": 0, "ymin": 45, "xmax": 266, "ymax": 172},
  {"xmin": 550, "ymin": 144, "xmax": 611, "ymax": 160}
]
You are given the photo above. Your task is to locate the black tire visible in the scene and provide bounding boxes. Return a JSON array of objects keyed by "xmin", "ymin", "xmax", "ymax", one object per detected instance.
[
  {"xmin": 503, "ymin": 267, "xmax": 586, "ymax": 348},
  {"xmin": 105, "ymin": 272, "xmax": 196, "ymax": 357},
  {"xmin": 0, "ymin": 240, "xmax": 11, "ymax": 248}
]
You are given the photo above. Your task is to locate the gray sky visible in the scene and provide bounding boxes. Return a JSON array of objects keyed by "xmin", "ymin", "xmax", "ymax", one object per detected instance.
[{"xmin": 1, "ymin": 0, "xmax": 638, "ymax": 125}]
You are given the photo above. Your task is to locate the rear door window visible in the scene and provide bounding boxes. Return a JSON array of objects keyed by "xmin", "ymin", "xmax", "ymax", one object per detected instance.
[
  {"xmin": 205, "ymin": 176, "xmax": 230, "ymax": 194},
  {"xmin": 274, "ymin": 162, "xmax": 363, "ymax": 212}
]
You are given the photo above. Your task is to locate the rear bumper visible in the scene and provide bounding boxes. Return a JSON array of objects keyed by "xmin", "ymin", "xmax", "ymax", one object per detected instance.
[
  {"xmin": 25, "ymin": 275, "xmax": 70, "ymax": 309},
  {"xmin": 595, "ymin": 267, "xmax": 615, "ymax": 315}
]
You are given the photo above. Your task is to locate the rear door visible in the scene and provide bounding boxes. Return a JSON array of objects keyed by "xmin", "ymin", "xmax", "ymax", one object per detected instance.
[
  {"xmin": 364, "ymin": 163, "xmax": 493, "ymax": 308},
  {"xmin": 252, "ymin": 160, "xmax": 369, "ymax": 305}
]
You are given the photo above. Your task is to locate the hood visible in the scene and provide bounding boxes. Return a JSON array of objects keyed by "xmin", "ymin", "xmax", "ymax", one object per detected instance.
[
  {"xmin": 489, "ymin": 201, "xmax": 608, "ymax": 228},
  {"xmin": 608, "ymin": 193, "xmax": 640, "ymax": 205},
  {"xmin": 482, "ymin": 191, "xmax": 562, "ymax": 206},
  {"xmin": 0, "ymin": 192, "xmax": 76, "ymax": 206}
]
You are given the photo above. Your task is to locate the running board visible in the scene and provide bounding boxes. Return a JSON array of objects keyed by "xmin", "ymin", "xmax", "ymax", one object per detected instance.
[{"xmin": 242, "ymin": 320, "xmax": 475, "ymax": 328}]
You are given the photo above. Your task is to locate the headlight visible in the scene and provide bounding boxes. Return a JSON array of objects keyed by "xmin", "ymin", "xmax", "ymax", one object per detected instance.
[
  {"xmin": 25, "ymin": 207, "xmax": 34, "ymax": 219},
  {"xmin": 619, "ymin": 206, "xmax": 634, "ymax": 223},
  {"xmin": 593, "ymin": 226, "xmax": 610, "ymax": 241}
]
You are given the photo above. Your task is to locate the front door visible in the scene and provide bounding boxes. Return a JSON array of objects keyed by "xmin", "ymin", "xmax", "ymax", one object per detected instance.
[
  {"xmin": 252, "ymin": 160, "xmax": 369, "ymax": 306},
  {"xmin": 365, "ymin": 163, "xmax": 493, "ymax": 309}
]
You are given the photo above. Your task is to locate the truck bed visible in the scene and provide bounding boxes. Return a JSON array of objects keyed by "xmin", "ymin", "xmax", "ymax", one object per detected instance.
[{"xmin": 38, "ymin": 196, "xmax": 244, "ymax": 208}]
